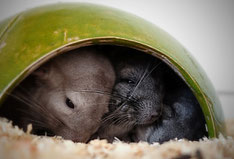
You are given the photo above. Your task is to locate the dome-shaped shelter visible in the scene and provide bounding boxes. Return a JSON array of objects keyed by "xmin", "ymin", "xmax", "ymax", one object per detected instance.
[{"xmin": 0, "ymin": 3, "xmax": 225, "ymax": 138}]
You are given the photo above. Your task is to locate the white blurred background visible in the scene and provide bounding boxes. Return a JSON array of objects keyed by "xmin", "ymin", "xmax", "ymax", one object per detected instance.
[{"xmin": 0, "ymin": 0, "xmax": 233, "ymax": 119}]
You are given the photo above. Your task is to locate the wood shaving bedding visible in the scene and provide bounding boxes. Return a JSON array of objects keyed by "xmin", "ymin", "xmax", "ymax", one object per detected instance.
[{"xmin": 0, "ymin": 118, "xmax": 233, "ymax": 159}]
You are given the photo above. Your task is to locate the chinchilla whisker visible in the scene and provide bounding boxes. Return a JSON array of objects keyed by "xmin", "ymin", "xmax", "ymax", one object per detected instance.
[
  {"xmin": 23, "ymin": 118, "xmax": 48, "ymax": 128},
  {"xmin": 63, "ymin": 89, "xmax": 113, "ymax": 96},
  {"xmin": 85, "ymin": 101, "xmax": 111, "ymax": 105},
  {"xmin": 66, "ymin": 89, "xmax": 134, "ymax": 102},
  {"xmin": 128, "ymin": 61, "xmax": 161, "ymax": 102},
  {"xmin": 118, "ymin": 84, "xmax": 131, "ymax": 92},
  {"xmin": 81, "ymin": 102, "xmax": 113, "ymax": 107},
  {"xmin": 113, "ymin": 115, "xmax": 126, "ymax": 124},
  {"xmin": 101, "ymin": 109, "xmax": 124, "ymax": 124},
  {"xmin": 106, "ymin": 102, "xmax": 118, "ymax": 105},
  {"xmin": 15, "ymin": 85, "xmax": 33, "ymax": 97},
  {"xmin": 111, "ymin": 93, "xmax": 137, "ymax": 103},
  {"xmin": 7, "ymin": 93, "xmax": 65, "ymax": 127},
  {"xmin": 118, "ymin": 101, "xmax": 139, "ymax": 111},
  {"xmin": 128, "ymin": 62, "xmax": 152, "ymax": 100},
  {"xmin": 144, "ymin": 61, "xmax": 162, "ymax": 81},
  {"xmin": 116, "ymin": 117, "xmax": 134, "ymax": 129},
  {"xmin": 57, "ymin": 88, "xmax": 135, "ymax": 103},
  {"xmin": 21, "ymin": 117, "xmax": 54, "ymax": 132},
  {"xmin": 17, "ymin": 107, "xmax": 59, "ymax": 128},
  {"xmin": 70, "ymin": 89, "xmax": 139, "ymax": 106},
  {"xmin": 120, "ymin": 115, "xmax": 136, "ymax": 128},
  {"xmin": 6, "ymin": 93, "xmax": 46, "ymax": 113},
  {"xmin": 102, "ymin": 113, "xmax": 118, "ymax": 124},
  {"xmin": 101, "ymin": 109, "xmax": 134, "ymax": 130},
  {"xmin": 101, "ymin": 117, "xmax": 113, "ymax": 125},
  {"xmin": 116, "ymin": 116, "xmax": 129, "ymax": 126},
  {"xmin": 114, "ymin": 111, "xmax": 131, "ymax": 124},
  {"xmin": 105, "ymin": 117, "xmax": 124, "ymax": 128},
  {"xmin": 121, "ymin": 119, "xmax": 132, "ymax": 128},
  {"xmin": 8, "ymin": 93, "xmax": 48, "ymax": 117}
]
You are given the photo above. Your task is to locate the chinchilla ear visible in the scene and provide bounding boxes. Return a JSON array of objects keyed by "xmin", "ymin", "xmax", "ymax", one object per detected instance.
[{"xmin": 32, "ymin": 64, "xmax": 50, "ymax": 80}]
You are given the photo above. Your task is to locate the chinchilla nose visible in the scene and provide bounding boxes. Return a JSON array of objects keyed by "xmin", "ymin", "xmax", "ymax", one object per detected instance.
[{"xmin": 149, "ymin": 111, "xmax": 160, "ymax": 122}]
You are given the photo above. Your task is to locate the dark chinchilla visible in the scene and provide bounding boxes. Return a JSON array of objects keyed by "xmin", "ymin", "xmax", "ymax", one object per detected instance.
[
  {"xmin": 94, "ymin": 47, "xmax": 165, "ymax": 142},
  {"xmin": 132, "ymin": 69, "xmax": 208, "ymax": 143}
]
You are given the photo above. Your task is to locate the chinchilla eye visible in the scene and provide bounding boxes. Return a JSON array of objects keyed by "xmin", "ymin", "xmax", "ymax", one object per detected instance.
[
  {"xmin": 66, "ymin": 98, "xmax": 75, "ymax": 109},
  {"xmin": 120, "ymin": 78, "xmax": 136, "ymax": 85},
  {"xmin": 127, "ymin": 80, "xmax": 135, "ymax": 84}
]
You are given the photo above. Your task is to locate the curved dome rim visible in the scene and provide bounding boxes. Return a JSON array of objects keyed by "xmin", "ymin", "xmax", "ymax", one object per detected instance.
[{"xmin": 0, "ymin": 37, "xmax": 216, "ymax": 137}]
